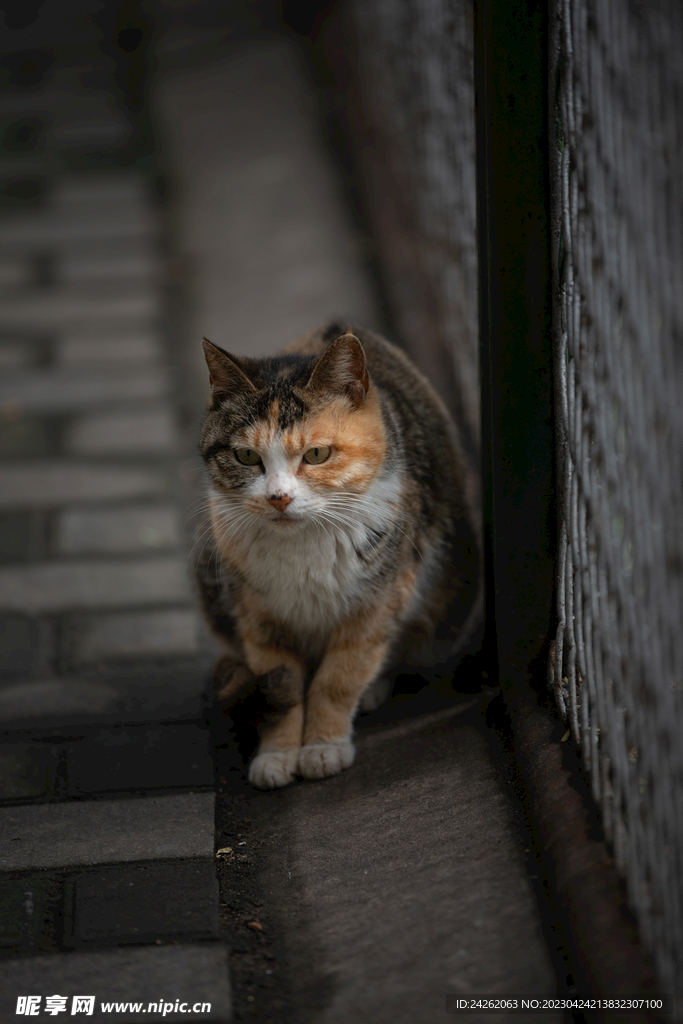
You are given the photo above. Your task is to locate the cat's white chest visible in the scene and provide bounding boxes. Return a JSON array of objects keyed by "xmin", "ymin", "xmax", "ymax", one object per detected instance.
[{"xmin": 242, "ymin": 525, "xmax": 367, "ymax": 643}]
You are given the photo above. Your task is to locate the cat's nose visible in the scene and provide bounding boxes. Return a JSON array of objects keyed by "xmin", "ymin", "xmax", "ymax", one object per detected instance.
[{"xmin": 268, "ymin": 493, "xmax": 291, "ymax": 512}]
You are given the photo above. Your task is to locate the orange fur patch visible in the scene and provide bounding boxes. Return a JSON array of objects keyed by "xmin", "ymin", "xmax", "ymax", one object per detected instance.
[
  {"xmin": 302, "ymin": 565, "xmax": 418, "ymax": 743},
  {"xmin": 259, "ymin": 703, "xmax": 304, "ymax": 751},
  {"xmin": 289, "ymin": 386, "xmax": 386, "ymax": 492},
  {"xmin": 246, "ymin": 414, "xmax": 279, "ymax": 453}
]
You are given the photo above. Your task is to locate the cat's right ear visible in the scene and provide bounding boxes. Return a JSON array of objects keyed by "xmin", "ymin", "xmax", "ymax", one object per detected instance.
[
  {"xmin": 202, "ymin": 338, "xmax": 260, "ymax": 403},
  {"xmin": 299, "ymin": 333, "xmax": 369, "ymax": 409}
]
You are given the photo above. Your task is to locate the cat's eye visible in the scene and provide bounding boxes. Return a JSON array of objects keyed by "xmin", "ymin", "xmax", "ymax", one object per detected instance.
[
  {"xmin": 234, "ymin": 448, "xmax": 261, "ymax": 466},
  {"xmin": 303, "ymin": 446, "xmax": 331, "ymax": 465}
]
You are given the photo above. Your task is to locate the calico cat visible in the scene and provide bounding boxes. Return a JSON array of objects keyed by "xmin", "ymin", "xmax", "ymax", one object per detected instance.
[{"xmin": 196, "ymin": 322, "xmax": 480, "ymax": 789}]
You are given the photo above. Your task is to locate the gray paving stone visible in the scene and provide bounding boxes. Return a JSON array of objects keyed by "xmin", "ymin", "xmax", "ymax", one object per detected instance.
[
  {"xmin": 49, "ymin": 104, "xmax": 132, "ymax": 152},
  {"xmin": 60, "ymin": 252, "xmax": 158, "ymax": 285},
  {"xmin": 0, "ymin": 366, "xmax": 168, "ymax": 415},
  {"xmin": 0, "ymin": 209, "xmax": 155, "ymax": 246},
  {"xmin": 0, "ymin": 613, "xmax": 53, "ymax": 679},
  {"xmin": 52, "ymin": 174, "xmax": 150, "ymax": 210},
  {"xmin": 102, "ymin": 664, "xmax": 214, "ymax": 724},
  {"xmin": 65, "ymin": 407, "xmax": 176, "ymax": 455},
  {"xmin": 0, "ymin": 743, "xmax": 60, "ymax": 801},
  {"xmin": 0, "ymin": 874, "xmax": 63, "ymax": 953},
  {"xmin": 0, "ymin": 944, "xmax": 231, "ymax": 1022},
  {"xmin": 70, "ymin": 608, "xmax": 201, "ymax": 664},
  {"xmin": 69, "ymin": 861, "xmax": 219, "ymax": 945},
  {"xmin": 0, "ymin": 792, "xmax": 215, "ymax": 870},
  {"xmin": 66, "ymin": 723, "xmax": 213, "ymax": 795},
  {"xmin": 0, "ymin": 463, "xmax": 166, "ymax": 510},
  {"xmin": 0, "ymin": 511, "xmax": 48, "ymax": 562},
  {"xmin": 0, "ymin": 664, "xmax": 211, "ymax": 728},
  {"xmin": 0, "ymin": 257, "xmax": 33, "ymax": 288},
  {"xmin": 0, "ymin": 679, "xmax": 120, "ymax": 724},
  {"xmin": 0, "ymin": 340, "xmax": 41, "ymax": 374},
  {"xmin": 0, "ymin": 418, "xmax": 55, "ymax": 459},
  {"xmin": 57, "ymin": 236, "xmax": 155, "ymax": 264},
  {"xmin": 0, "ymin": 557, "xmax": 191, "ymax": 613},
  {"xmin": 56, "ymin": 330, "xmax": 163, "ymax": 366},
  {"xmin": 57, "ymin": 505, "xmax": 181, "ymax": 555},
  {"xmin": 0, "ymin": 286, "xmax": 159, "ymax": 330}
]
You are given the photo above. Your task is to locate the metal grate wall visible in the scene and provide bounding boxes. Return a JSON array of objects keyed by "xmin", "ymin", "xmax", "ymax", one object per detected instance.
[
  {"xmin": 346, "ymin": 0, "xmax": 480, "ymax": 463},
  {"xmin": 551, "ymin": 0, "xmax": 683, "ymax": 999}
]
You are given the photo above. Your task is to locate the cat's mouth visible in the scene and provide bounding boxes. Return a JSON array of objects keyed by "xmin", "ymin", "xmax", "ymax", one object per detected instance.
[{"xmin": 268, "ymin": 510, "xmax": 298, "ymax": 526}]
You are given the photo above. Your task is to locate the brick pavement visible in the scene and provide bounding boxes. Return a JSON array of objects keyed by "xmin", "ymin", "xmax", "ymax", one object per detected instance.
[{"xmin": 0, "ymin": 9, "xmax": 229, "ymax": 1018}]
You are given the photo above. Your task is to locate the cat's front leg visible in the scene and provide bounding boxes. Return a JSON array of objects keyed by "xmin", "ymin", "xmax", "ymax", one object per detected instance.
[
  {"xmin": 299, "ymin": 572, "xmax": 415, "ymax": 779},
  {"xmin": 242, "ymin": 644, "xmax": 306, "ymax": 790},
  {"xmin": 235, "ymin": 593, "xmax": 306, "ymax": 789},
  {"xmin": 298, "ymin": 636, "xmax": 389, "ymax": 779}
]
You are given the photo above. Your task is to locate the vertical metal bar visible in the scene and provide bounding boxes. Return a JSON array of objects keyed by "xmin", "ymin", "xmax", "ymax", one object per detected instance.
[{"xmin": 475, "ymin": 0, "xmax": 555, "ymax": 699}]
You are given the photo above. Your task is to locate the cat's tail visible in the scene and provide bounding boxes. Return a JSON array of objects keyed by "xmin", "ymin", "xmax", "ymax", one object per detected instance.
[
  {"xmin": 214, "ymin": 656, "xmax": 256, "ymax": 706},
  {"xmin": 214, "ymin": 657, "xmax": 263, "ymax": 761},
  {"xmin": 214, "ymin": 657, "xmax": 301, "ymax": 761}
]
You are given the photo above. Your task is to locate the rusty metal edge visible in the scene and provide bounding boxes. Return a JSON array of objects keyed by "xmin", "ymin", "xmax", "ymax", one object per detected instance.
[{"xmin": 508, "ymin": 684, "xmax": 666, "ymax": 1023}]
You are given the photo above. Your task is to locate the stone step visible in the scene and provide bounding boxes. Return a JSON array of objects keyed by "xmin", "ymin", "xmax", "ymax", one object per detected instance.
[
  {"xmin": 65, "ymin": 406, "xmax": 177, "ymax": 456},
  {"xmin": 0, "ymin": 663, "xmax": 212, "ymax": 729},
  {"xmin": 0, "ymin": 463, "xmax": 168, "ymax": 510},
  {"xmin": 0, "ymin": 210, "xmax": 156, "ymax": 247},
  {"xmin": 0, "ymin": 792, "xmax": 214, "ymax": 870},
  {"xmin": 0, "ymin": 286, "xmax": 159, "ymax": 329},
  {"xmin": 0, "ymin": 944, "xmax": 232, "ymax": 1022},
  {"xmin": 55, "ymin": 329, "xmax": 163, "ymax": 367},
  {"xmin": 56, "ymin": 504, "xmax": 182, "ymax": 556},
  {"xmin": 69, "ymin": 860, "xmax": 220, "ymax": 947},
  {"xmin": 51, "ymin": 174, "xmax": 151, "ymax": 210},
  {"xmin": 0, "ymin": 722, "xmax": 214, "ymax": 803},
  {"xmin": 67, "ymin": 607, "xmax": 202, "ymax": 665},
  {"xmin": 0, "ymin": 556, "xmax": 192, "ymax": 613},
  {"xmin": 0, "ymin": 860, "xmax": 219, "ymax": 954},
  {"xmin": 0, "ymin": 366, "xmax": 169, "ymax": 416}
]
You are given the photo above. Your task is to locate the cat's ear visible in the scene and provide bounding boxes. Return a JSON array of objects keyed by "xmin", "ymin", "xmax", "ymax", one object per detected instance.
[
  {"xmin": 202, "ymin": 338, "xmax": 261, "ymax": 402},
  {"xmin": 301, "ymin": 334, "xmax": 369, "ymax": 409}
]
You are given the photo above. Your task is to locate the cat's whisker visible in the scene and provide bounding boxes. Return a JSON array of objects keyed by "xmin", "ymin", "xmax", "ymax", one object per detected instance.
[
  {"xmin": 317, "ymin": 503, "xmax": 423, "ymax": 560},
  {"xmin": 183, "ymin": 496, "xmax": 231, "ymax": 526},
  {"xmin": 323, "ymin": 492, "xmax": 417, "ymax": 531},
  {"xmin": 308, "ymin": 513, "xmax": 333, "ymax": 541},
  {"xmin": 187, "ymin": 503, "xmax": 255, "ymax": 568},
  {"xmin": 327, "ymin": 493, "xmax": 410, "ymax": 526},
  {"xmin": 221, "ymin": 512, "xmax": 257, "ymax": 546},
  {"xmin": 207, "ymin": 506, "xmax": 253, "ymax": 538},
  {"xmin": 314, "ymin": 509, "xmax": 365, "ymax": 534},
  {"xmin": 183, "ymin": 501, "xmax": 214, "ymax": 525},
  {"xmin": 188, "ymin": 501, "xmax": 243, "ymax": 539}
]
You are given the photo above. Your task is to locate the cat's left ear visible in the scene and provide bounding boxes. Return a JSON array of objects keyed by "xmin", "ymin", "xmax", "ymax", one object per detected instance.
[
  {"xmin": 300, "ymin": 334, "xmax": 369, "ymax": 409},
  {"xmin": 202, "ymin": 338, "xmax": 262, "ymax": 403}
]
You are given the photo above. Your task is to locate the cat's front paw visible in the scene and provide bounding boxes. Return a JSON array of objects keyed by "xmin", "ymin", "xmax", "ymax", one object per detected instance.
[
  {"xmin": 297, "ymin": 739, "xmax": 355, "ymax": 779},
  {"xmin": 249, "ymin": 749, "xmax": 299, "ymax": 789}
]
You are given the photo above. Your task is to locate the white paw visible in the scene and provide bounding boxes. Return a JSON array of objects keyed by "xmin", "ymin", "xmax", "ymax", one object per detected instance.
[
  {"xmin": 248, "ymin": 749, "xmax": 298, "ymax": 789},
  {"xmin": 297, "ymin": 739, "xmax": 355, "ymax": 779},
  {"xmin": 359, "ymin": 676, "xmax": 391, "ymax": 712}
]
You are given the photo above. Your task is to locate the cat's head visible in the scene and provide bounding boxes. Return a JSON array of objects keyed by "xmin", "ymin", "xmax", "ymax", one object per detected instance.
[{"xmin": 199, "ymin": 333, "xmax": 387, "ymax": 530}]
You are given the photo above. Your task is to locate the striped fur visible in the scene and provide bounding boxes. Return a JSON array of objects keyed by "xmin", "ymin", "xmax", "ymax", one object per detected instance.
[{"xmin": 196, "ymin": 322, "xmax": 480, "ymax": 788}]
